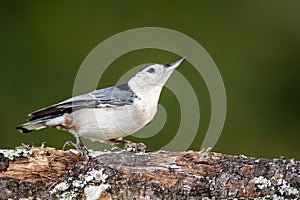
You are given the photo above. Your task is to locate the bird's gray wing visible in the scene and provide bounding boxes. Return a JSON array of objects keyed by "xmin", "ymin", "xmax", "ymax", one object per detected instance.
[
  {"xmin": 28, "ymin": 83, "xmax": 137, "ymax": 121},
  {"xmin": 90, "ymin": 83, "xmax": 137, "ymax": 107}
]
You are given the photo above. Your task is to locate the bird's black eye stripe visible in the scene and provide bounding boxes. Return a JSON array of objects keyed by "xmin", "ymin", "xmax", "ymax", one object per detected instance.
[{"xmin": 147, "ymin": 67, "xmax": 155, "ymax": 73}]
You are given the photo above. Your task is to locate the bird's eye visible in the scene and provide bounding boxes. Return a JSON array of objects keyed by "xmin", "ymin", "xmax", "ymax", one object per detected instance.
[{"xmin": 146, "ymin": 68, "xmax": 155, "ymax": 73}]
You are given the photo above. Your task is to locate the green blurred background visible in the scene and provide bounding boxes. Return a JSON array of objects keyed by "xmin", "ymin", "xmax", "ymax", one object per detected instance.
[{"xmin": 1, "ymin": 1, "xmax": 299, "ymax": 159}]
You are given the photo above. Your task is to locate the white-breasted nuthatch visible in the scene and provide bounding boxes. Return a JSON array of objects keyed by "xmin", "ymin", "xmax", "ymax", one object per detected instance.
[{"xmin": 17, "ymin": 57, "xmax": 186, "ymax": 153}]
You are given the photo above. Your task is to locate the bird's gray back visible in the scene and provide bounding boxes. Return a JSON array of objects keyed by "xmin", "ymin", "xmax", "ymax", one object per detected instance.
[
  {"xmin": 91, "ymin": 83, "xmax": 137, "ymax": 106},
  {"xmin": 28, "ymin": 83, "xmax": 137, "ymax": 121}
]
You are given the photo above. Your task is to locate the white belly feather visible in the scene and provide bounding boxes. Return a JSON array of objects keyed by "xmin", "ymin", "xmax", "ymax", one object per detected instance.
[{"xmin": 71, "ymin": 100, "xmax": 157, "ymax": 142}]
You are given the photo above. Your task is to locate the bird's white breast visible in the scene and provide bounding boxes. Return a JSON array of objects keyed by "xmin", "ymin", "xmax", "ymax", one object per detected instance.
[{"xmin": 70, "ymin": 97, "xmax": 157, "ymax": 142}]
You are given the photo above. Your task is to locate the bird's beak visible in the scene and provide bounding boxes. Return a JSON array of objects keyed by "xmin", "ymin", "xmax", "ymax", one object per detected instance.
[{"xmin": 164, "ymin": 56, "xmax": 187, "ymax": 70}]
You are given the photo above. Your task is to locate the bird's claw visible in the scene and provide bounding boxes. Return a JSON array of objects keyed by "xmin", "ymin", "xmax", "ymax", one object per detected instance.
[
  {"xmin": 63, "ymin": 140, "xmax": 76, "ymax": 151},
  {"xmin": 62, "ymin": 135, "xmax": 89, "ymax": 158},
  {"xmin": 108, "ymin": 138, "xmax": 148, "ymax": 153},
  {"xmin": 123, "ymin": 141, "xmax": 148, "ymax": 153}
]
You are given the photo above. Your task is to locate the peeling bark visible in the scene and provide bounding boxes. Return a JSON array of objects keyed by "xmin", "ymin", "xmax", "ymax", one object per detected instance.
[{"xmin": 0, "ymin": 147, "xmax": 299, "ymax": 199}]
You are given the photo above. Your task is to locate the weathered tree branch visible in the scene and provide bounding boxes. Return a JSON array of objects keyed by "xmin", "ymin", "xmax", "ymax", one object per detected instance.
[{"xmin": 0, "ymin": 146, "xmax": 299, "ymax": 199}]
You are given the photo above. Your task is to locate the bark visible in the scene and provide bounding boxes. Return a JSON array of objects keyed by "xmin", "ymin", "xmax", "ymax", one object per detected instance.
[{"xmin": 0, "ymin": 146, "xmax": 299, "ymax": 200}]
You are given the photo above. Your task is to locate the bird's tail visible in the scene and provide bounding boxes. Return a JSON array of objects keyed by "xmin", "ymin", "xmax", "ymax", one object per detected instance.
[
  {"xmin": 17, "ymin": 102, "xmax": 68, "ymax": 134},
  {"xmin": 16, "ymin": 118, "xmax": 49, "ymax": 133}
]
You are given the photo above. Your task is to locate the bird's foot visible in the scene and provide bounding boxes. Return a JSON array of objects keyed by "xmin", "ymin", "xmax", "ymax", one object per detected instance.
[
  {"xmin": 108, "ymin": 138, "xmax": 149, "ymax": 153},
  {"xmin": 63, "ymin": 135, "xmax": 89, "ymax": 158},
  {"xmin": 123, "ymin": 140, "xmax": 148, "ymax": 153}
]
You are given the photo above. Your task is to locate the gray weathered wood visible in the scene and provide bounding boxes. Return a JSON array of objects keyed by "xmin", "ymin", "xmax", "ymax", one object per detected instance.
[{"xmin": 0, "ymin": 147, "xmax": 299, "ymax": 199}]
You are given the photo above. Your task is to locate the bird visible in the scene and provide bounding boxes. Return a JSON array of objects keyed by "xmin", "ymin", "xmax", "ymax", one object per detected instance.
[{"xmin": 16, "ymin": 57, "xmax": 186, "ymax": 154}]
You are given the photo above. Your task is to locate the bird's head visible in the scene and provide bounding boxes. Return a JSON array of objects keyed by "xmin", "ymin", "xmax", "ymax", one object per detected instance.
[{"xmin": 128, "ymin": 57, "xmax": 186, "ymax": 94}]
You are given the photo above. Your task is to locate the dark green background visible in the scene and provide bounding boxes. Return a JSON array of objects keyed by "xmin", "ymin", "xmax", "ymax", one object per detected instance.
[{"xmin": 1, "ymin": 1, "xmax": 299, "ymax": 159}]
